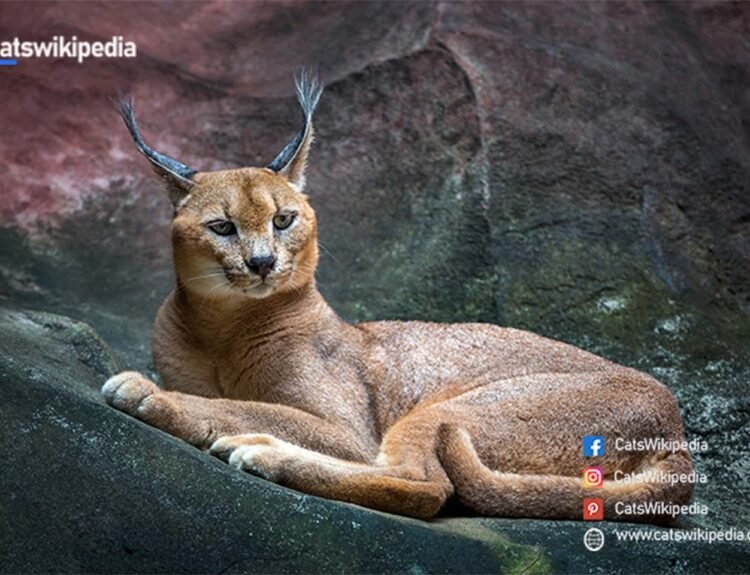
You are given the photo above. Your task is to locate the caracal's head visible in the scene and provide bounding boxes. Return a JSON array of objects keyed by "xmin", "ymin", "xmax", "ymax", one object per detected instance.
[{"xmin": 116, "ymin": 69, "xmax": 322, "ymax": 300}]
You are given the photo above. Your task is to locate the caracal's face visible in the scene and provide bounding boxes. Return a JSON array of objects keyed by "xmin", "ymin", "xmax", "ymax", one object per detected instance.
[{"xmin": 171, "ymin": 167, "xmax": 319, "ymax": 300}]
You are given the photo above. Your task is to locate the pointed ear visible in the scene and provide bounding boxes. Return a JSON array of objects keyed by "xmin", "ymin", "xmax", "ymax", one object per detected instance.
[
  {"xmin": 114, "ymin": 94, "xmax": 197, "ymax": 206},
  {"xmin": 268, "ymin": 67, "xmax": 323, "ymax": 191}
]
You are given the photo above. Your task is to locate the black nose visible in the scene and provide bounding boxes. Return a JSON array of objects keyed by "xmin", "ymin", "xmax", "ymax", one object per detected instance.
[{"xmin": 247, "ymin": 254, "xmax": 277, "ymax": 279}]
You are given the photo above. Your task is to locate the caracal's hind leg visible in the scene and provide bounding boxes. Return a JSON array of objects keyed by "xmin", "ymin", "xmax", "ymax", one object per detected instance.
[
  {"xmin": 210, "ymin": 412, "xmax": 455, "ymax": 519},
  {"xmin": 431, "ymin": 369, "xmax": 694, "ymax": 523}
]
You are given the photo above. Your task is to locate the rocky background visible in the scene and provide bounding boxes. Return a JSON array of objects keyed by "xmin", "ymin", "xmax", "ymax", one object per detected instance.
[{"xmin": 0, "ymin": 1, "xmax": 748, "ymax": 573}]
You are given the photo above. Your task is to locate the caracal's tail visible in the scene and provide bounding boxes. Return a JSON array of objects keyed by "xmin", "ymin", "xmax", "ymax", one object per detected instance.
[{"xmin": 436, "ymin": 424, "xmax": 694, "ymax": 525}]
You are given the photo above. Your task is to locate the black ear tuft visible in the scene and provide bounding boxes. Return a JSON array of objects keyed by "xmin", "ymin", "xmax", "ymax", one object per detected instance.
[
  {"xmin": 267, "ymin": 67, "xmax": 323, "ymax": 189},
  {"xmin": 114, "ymin": 92, "xmax": 196, "ymax": 204}
]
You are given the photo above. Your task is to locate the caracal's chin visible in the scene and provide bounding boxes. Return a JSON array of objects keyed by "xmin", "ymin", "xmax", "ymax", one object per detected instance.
[
  {"xmin": 239, "ymin": 282, "xmax": 276, "ymax": 299},
  {"xmin": 180, "ymin": 274, "xmax": 277, "ymax": 301},
  {"xmin": 234, "ymin": 272, "xmax": 297, "ymax": 299}
]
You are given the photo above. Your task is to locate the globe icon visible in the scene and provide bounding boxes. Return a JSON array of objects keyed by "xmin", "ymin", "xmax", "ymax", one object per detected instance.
[{"xmin": 583, "ymin": 527, "xmax": 605, "ymax": 552}]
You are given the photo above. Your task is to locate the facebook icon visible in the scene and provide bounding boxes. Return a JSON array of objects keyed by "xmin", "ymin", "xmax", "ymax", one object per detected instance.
[{"xmin": 583, "ymin": 436, "xmax": 605, "ymax": 457}]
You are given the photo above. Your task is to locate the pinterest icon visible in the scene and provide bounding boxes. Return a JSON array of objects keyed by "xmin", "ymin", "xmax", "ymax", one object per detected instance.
[
  {"xmin": 583, "ymin": 466, "xmax": 604, "ymax": 488},
  {"xmin": 583, "ymin": 497, "xmax": 604, "ymax": 521}
]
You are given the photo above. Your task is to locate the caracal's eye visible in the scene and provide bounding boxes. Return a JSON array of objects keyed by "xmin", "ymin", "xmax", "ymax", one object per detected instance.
[
  {"xmin": 207, "ymin": 220, "xmax": 237, "ymax": 236},
  {"xmin": 273, "ymin": 211, "xmax": 297, "ymax": 231}
]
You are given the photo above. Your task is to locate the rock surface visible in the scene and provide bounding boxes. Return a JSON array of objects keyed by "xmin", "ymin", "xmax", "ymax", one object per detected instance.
[{"xmin": 1, "ymin": 1, "xmax": 749, "ymax": 573}]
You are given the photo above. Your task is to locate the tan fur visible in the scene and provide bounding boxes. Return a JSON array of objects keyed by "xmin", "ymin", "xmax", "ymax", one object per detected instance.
[{"xmin": 104, "ymin": 89, "xmax": 694, "ymax": 522}]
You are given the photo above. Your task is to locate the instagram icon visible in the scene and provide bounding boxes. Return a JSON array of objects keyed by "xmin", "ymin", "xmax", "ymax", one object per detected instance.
[{"xmin": 583, "ymin": 466, "xmax": 604, "ymax": 488}]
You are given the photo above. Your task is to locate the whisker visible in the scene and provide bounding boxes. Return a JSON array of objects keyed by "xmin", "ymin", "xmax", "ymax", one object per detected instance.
[
  {"xmin": 197, "ymin": 279, "xmax": 232, "ymax": 313},
  {"xmin": 181, "ymin": 271, "xmax": 227, "ymax": 285},
  {"xmin": 317, "ymin": 241, "xmax": 339, "ymax": 264},
  {"xmin": 174, "ymin": 270, "xmax": 228, "ymax": 295}
]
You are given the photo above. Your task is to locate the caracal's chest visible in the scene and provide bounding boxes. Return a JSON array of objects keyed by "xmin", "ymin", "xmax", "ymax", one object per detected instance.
[{"xmin": 207, "ymin": 330, "xmax": 305, "ymax": 400}]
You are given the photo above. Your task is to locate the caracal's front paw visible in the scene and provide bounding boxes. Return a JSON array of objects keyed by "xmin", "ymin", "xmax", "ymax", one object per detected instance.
[
  {"xmin": 102, "ymin": 371, "xmax": 161, "ymax": 412},
  {"xmin": 102, "ymin": 371, "xmax": 187, "ymax": 438},
  {"xmin": 210, "ymin": 434, "xmax": 289, "ymax": 481}
]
